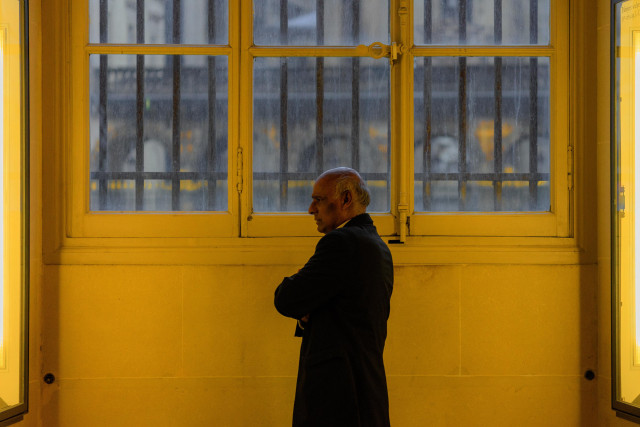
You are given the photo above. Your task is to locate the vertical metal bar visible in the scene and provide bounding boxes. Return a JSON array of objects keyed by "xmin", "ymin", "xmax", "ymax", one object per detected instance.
[
  {"xmin": 279, "ymin": 0, "xmax": 289, "ymax": 210},
  {"xmin": 135, "ymin": 0, "xmax": 145, "ymax": 210},
  {"xmin": 529, "ymin": 0, "xmax": 539, "ymax": 209},
  {"xmin": 459, "ymin": 0, "xmax": 467, "ymax": 43},
  {"xmin": 423, "ymin": 0, "xmax": 432, "ymax": 211},
  {"xmin": 458, "ymin": 0, "xmax": 467, "ymax": 210},
  {"xmin": 315, "ymin": 0, "xmax": 324, "ymax": 175},
  {"xmin": 98, "ymin": 0, "xmax": 108, "ymax": 210},
  {"xmin": 207, "ymin": 0, "xmax": 217, "ymax": 210},
  {"xmin": 171, "ymin": 0, "xmax": 181, "ymax": 210},
  {"xmin": 351, "ymin": 0, "xmax": 360, "ymax": 169},
  {"xmin": 493, "ymin": 0, "xmax": 503, "ymax": 211}
]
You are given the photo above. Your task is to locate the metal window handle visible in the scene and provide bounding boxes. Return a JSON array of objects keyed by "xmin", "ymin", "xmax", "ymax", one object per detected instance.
[
  {"xmin": 358, "ymin": 42, "xmax": 406, "ymax": 64},
  {"xmin": 366, "ymin": 42, "xmax": 388, "ymax": 59}
]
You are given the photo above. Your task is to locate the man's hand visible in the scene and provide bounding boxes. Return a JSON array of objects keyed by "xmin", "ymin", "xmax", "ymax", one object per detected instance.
[{"xmin": 301, "ymin": 314, "xmax": 310, "ymax": 323}]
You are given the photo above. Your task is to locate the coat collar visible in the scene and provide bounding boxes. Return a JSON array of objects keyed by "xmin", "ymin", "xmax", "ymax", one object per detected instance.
[{"xmin": 343, "ymin": 213, "xmax": 373, "ymax": 228}]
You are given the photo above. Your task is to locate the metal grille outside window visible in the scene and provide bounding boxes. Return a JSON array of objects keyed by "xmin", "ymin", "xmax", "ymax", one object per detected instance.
[
  {"xmin": 413, "ymin": 0, "xmax": 551, "ymax": 212},
  {"xmin": 88, "ymin": 0, "xmax": 229, "ymax": 211},
  {"xmin": 252, "ymin": 0, "xmax": 392, "ymax": 213},
  {"xmin": 87, "ymin": 0, "xmax": 552, "ymax": 216}
]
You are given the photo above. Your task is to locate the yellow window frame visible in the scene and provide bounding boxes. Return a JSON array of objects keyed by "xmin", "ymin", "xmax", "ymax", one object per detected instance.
[
  {"xmin": 63, "ymin": 0, "xmax": 570, "ymax": 241},
  {"xmin": 405, "ymin": 1, "xmax": 570, "ymax": 238},
  {"xmin": 67, "ymin": 1, "xmax": 240, "ymax": 238}
]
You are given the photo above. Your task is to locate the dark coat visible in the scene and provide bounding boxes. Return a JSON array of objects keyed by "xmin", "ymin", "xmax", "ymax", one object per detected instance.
[{"xmin": 274, "ymin": 213, "xmax": 394, "ymax": 427}]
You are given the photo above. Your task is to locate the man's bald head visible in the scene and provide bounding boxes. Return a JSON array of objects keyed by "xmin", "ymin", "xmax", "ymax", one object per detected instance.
[
  {"xmin": 317, "ymin": 167, "xmax": 370, "ymax": 213},
  {"xmin": 308, "ymin": 168, "xmax": 370, "ymax": 233}
]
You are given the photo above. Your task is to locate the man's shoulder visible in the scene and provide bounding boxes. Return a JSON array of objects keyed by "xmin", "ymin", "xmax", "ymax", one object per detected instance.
[{"xmin": 332, "ymin": 215, "xmax": 386, "ymax": 246}]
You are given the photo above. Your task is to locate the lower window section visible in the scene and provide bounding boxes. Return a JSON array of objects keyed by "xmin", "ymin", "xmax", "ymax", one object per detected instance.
[{"xmin": 89, "ymin": 178, "xmax": 229, "ymax": 212}]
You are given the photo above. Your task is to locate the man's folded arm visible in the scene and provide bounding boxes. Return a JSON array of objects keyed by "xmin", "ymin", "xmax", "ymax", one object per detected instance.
[{"xmin": 274, "ymin": 232, "xmax": 351, "ymax": 319}]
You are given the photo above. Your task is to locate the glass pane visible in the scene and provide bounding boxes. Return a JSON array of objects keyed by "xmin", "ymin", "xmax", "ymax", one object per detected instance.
[
  {"xmin": 253, "ymin": 56, "xmax": 390, "ymax": 212},
  {"xmin": 414, "ymin": 0, "xmax": 550, "ymax": 45},
  {"xmin": 89, "ymin": 54, "xmax": 228, "ymax": 211},
  {"xmin": 253, "ymin": 0, "xmax": 389, "ymax": 46},
  {"xmin": 414, "ymin": 56, "xmax": 550, "ymax": 212},
  {"xmin": 89, "ymin": 0, "xmax": 228, "ymax": 45},
  {"xmin": 0, "ymin": 0, "xmax": 28, "ymax": 422},
  {"xmin": 613, "ymin": 0, "xmax": 640, "ymax": 415}
]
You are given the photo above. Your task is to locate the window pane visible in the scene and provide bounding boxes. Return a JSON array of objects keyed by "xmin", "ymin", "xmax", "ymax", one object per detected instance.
[
  {"xmin": 414, "ymin": 56, "xmax": 550, "ymax": 212},
  {"xmin": 253, "ymin": 57, "xmax": 390, "ymax": 212},
  {"xmin": 414, "ymin": 0, "xmax": 549, "ymax": 45},
  {"xmin": 253, "ymin": 0, "xmax": 389, "ymax": 46},
  {"xmin": 0, "ymin": 0, "xmax": 28, "ymax": 420},
  {"xmin": 89, "ymin": 0, "xmax": 228, "ymax": 45},
  {"xmin": 89, "ymin": 54, "xmax": 228, "ymax": 211}
]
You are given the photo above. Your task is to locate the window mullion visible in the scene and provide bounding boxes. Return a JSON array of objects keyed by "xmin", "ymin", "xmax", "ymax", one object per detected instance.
[
  {"xmin": 278, "ymin": 0, "xmax": 289, "ymax": 211},
  {"xmin": 315, "ymin": 0, "xmax": 325, "ymax": 175},
  {"xmin": 493, "ymin": 0, "xmax": 503, "ymax": 211},
  {"xmin": 458, "ymin": 0, "xmax": 468, "ymax": 212},
  {"xmin": 239, "ymin": 0, "xmax": 252, "ymax": 237},
  {"xmin": 422, "ymin": 0, "xmax": 433, "ymax": 212},
  {"xmin": 170, "ymin": 0, "xmax": 182, "ymax": 211},
  {"xmin": 391, "ymin": 0, "xmax": 412, "ymax": 241},
  {"xmin": 351, "ymin": 0, "xmax": 361, "ymax": 169},
  {"xmin": 529, "ymin": 0, "xmax": 539, "ymax": 210},
  {"xmin": 207, "ymin": 0, "xmax": 218, "ymax": 210},
  {"xmin": 135, "ymin": 0, "xmax": 145, "ymax": 210},
  {"xmin": 98, "ymin": 0, "xmax": 108, "ymax": 210}
]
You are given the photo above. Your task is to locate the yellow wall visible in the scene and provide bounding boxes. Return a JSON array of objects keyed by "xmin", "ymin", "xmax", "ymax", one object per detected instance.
[
  {"xmin": 10, "ymin": 0, "xmax": 640, "ymax": 425},
  {"xmin": 35, "ymin": 264, "xmax": 596, "ymax": 426}
]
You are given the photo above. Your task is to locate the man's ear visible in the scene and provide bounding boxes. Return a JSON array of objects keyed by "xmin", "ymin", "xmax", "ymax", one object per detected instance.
[{"xmin": 342, "ymin": 190, "xmax": 353, "ymax": 207}]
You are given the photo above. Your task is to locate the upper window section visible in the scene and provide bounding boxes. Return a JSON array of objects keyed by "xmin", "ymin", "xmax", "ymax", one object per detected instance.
[
  {"xmin": 253, "ymin": 0, "xmax": 389, "ymax": 46},
  {"xmin": 88, "ymin": 0, "xmax": 229, "ymax": 45},
  {"xmin": 414, "ymin": 0, "xmax": 550, "ymax": 45}
]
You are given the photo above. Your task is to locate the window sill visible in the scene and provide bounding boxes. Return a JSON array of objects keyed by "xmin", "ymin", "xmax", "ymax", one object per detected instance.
[{"xmin": 44, "ymin": 235, "xmax": 587, "ymax": 266}]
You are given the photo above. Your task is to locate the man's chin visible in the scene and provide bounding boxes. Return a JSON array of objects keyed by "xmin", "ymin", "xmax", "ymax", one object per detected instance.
[{"xmin": 316, "ymin": 224, "xmax": 327, "ymax": 234}]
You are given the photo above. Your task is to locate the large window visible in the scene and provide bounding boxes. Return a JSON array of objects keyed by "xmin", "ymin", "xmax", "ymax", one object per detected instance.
[{"xmin": 70, "ymin": 0, "xmax": 569, "ymax": 239}]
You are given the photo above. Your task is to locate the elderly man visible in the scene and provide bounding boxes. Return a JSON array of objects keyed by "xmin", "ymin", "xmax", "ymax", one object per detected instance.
[{"xmin": 274, "ymin": 167, "xmax": 394, "ymax": 427}]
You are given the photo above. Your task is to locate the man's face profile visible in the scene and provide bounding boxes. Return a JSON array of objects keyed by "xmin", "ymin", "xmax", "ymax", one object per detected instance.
[{"xmin": 308, "ymin": 176, "xmax": 342, "ymax": 234}]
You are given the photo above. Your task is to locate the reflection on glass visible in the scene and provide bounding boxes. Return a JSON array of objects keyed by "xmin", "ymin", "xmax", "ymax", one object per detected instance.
[
  {"xmin": 0, "ymin": 0, "xmax": 28, "ymax": 420},
  {"xmin": 635, "ymin": 31, "xmax": 640, "ymax": 369},
  {"xmin": 89, "ymin": 0, "xmax": 228, "ymax": 45},
  {"xmin": 614, "ymin": 0, "xmax": 640, "ymax": 415},
  {"xmin": 414, "ymin": 56, "xmax": 550, "ymax": 212},
  {"xmin": 0, "ymin": 19, "xmax": 4, "ymax": 376},
  {"xmin": 253, "ymin": 0, "xmax": 389, "ymax": 46},
  {"xmin": 253, "ymin": 57, "xmax": 390, "ymax": 212},
  {"xmin": 89, "ymin": 54, "xmax": 228, "ymax": 211},
  {"xmin": 414, "ymin": 0, "xmax": 550, "ymax": 45}
]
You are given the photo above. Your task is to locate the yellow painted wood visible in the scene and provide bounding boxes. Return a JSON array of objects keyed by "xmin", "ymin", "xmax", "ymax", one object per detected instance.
[
  {"xmin": 68, "ymin": 0, "xmax": 238, "ymax": 238},
  {"xmin": 246, "ymin": 213, "xmax": 395, "ymax": 238},
  {"xmin": 58, "ymin": 0, "xmax": 577, "ymax": 245},
  {"xmin": 85, "ymin": 44, "xmax": 232, "ymax": 55},
  {"xmin": 410, "ymin": 212, "xmax": 558, "ymax": 236},
  {"xmin": 411, "ymin": 46, "xmax": 556, "ymax": 57},
  {"xmin": 409, "ymin": 0, "xmax": 571, "ymax": 238},
  {"xmin": 239, "ymin": 0, "xmax": 253, "ymax": 238}
]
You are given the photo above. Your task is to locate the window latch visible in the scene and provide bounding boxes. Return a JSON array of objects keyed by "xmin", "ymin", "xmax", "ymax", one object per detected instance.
[
  {"xmin": 236, "ymin": 147, "xmax": 243, "ymax": 194},
  {"xmin": 361, "ymin": 41, "xmax": 406, "ymax": 65}
]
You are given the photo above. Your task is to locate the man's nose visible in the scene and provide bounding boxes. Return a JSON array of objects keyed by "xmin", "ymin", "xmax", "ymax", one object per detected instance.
[{"xmin": 308, "ymin": 201, "xmax": 315, "ymax": 214}]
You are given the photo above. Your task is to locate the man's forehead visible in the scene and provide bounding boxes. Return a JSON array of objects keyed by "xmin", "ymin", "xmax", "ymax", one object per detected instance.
[{"xmin": 312, "ymin": 176, "xmax": 336, "ymax": 197}]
